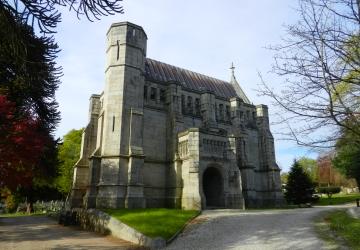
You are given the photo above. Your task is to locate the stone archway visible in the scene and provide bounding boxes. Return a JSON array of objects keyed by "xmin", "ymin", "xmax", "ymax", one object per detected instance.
[{"xmin": 203, "ymin": 167, "xmax": 224, "ymax": 207}]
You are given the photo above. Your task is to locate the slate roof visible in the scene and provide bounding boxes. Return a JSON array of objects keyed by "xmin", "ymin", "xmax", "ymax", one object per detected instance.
[{"xmin": 145, "ymin": 58, "xmax": 244, "ymax": 100}]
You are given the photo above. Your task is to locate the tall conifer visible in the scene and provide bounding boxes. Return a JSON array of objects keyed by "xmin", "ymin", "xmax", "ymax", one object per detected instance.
[{"xmin": 285, "ymin": 160, "xmax": 315, "ymax": 205}]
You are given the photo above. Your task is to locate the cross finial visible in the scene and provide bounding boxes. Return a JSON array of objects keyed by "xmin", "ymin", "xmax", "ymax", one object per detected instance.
[{"xmin": 230, "ymin": 62, "xmax": 235, "ymax": 76}]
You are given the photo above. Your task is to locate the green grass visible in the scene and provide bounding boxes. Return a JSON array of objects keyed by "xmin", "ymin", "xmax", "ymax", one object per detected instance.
[
  {"xmin": 104, "ymin": 208, "xmax": 199, "ymax": 240},
  {"xmin": 314, "ymin": 211, "xmax": 343, "ymax": 250},
  {"xmin": 324, "ymin": 210, "xmax": 360, "ymax": 250},
  {"xmin": 315, "ymin": 193, "xmax": 360, "ymax": 206}
]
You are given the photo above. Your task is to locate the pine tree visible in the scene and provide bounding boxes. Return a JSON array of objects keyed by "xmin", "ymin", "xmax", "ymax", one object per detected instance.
[
  {"xmin": 285, "ymin": 160, "xmax": 315, "ymax": 205},
  {"xmin": 0, "ymin": 5, "xmax": 61, "ymax": 133},
  {"xmin": 0, "ymin": 7, "xmax": 60, "ymax": 212}
]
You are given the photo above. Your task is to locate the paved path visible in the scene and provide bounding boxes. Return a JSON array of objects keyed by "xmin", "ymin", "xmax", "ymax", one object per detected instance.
[
  {"xmin": 0, "ymin": 215, "xmax": 143, "ymax": 250},
  {"xmin": 167, "ymin": 205, "xmax": 351, "ymax": 250}
]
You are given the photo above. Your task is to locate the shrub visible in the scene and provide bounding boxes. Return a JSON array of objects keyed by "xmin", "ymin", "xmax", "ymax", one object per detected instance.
[
  {"xmin": 5, "ymin": 194, "xmax": 17, "ymax": 213},
  {"xmin": 33, "ymin": 200, "xmax": 64, "ymax": 213},
  {"xmin": 1, "ymin": 188, "xmax": 20, "ymax": 213},
  {"xmin": 317, "ymin": 186, "xmax": 341, "ymax": 198}
]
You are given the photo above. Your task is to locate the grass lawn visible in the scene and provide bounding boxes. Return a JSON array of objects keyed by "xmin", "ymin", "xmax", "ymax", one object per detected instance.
[
  {"xmin": 104, "ymin": 208, "xmax": 199, "ymax": 240},
  {"xmin": 315, "ymin": 193, "xmax": 360, "ymax": 206},
  {"xmin": 323, "ymin": 210, "xmax": 360, "ymax": 250}
]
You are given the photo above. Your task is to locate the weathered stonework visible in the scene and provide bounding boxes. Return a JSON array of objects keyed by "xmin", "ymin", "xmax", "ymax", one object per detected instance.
[{"xmin": 69, "ymin": 22, "xmax": 284, "ymax": 210}]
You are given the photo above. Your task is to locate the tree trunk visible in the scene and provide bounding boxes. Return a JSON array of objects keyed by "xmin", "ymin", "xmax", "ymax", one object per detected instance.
[{"xmin": 26, "ymin": 201, "xmax": 33, "ymax": 214}]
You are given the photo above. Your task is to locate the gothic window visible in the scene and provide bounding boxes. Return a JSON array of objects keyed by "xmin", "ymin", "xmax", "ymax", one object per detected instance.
[
  {"xmin": 195, "ymin": 98, "xmax": 201, "ymax": 116},
  {"xmin": 246, "ymin": 110, "xmax": 250, "ymax": 120},
  {"xmin": 226, "ymin": 105, "xmax": 231, "ymax": 121},
  {"xmin": 215, "ymin": 104, "xmax": 218, "ymax": 121},
  {"xmin": 150, "ymin": 87, "xmax": 156, "ymax": 100},
  {"xmin": 144, "ymin": 85, "xmax": 148, "ymax": 100},
  {"xmin": 116, "ymin": 40, "xmax": 120, "ymax": 60},
  {"xmin": 252, "ymin": 111, "xmax": 256, "ymax": 120},
  {"xmin": 243, "ymin": 140, "xmax": 247, "ymax": 160},
  {"xmin": 219, "ymin": 104, "xmax": 224, "ymax": 121},
  {"xmin": 160, "ymin": 89, "xmax": 166, "ymax": 103},
  {"xmin": 187, "ymin": 96, "xmax": 193, "ymax": 114},
  {"xmin": 181, "ymin": 95, "xmax": 185, "ymax": 113}
]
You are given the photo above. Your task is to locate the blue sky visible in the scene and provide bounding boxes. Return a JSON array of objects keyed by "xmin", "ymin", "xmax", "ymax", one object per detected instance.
[{"xmin": 54, "ymin": 0, "xmax": 318, "ymax": 172}]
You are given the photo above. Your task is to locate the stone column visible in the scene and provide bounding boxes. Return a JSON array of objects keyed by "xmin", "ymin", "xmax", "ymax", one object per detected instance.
[
  {"xmin": 200, "ymin": 91, "xmax": 217, "ymax": 128},
  {"xmin": 179, "ymin": 129, "xmax": 201, "ymax": 210},
  {"xmin": 165, "ymin": 82, "xmax": 185, "ymax": 208},
  {"xmin": 225, "ymin": 136, "xmax": 245, "ymax": 209},
  {"xmin": 125, "ymin": 108, "xmax": 145, "ymax": 208},
  {"xmin": 256, "ymin": 104, "xmax": 284, "ymax": 206},
  {"xmin": 70, "ymin": 94, "xmax": 100, "ymax": 208}
]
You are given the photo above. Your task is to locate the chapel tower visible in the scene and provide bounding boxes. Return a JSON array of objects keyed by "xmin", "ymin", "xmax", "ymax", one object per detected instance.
[
  {"xmin": 96, "ymin": 22, "xmax": 148, "ymax": 208},
  {"xmin": 70, "ymin": 22, "xmax": 148, "ymax": 209}
]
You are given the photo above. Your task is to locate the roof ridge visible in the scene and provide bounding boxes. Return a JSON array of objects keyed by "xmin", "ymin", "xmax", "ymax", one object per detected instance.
[
  {"xmin": 144, "ymin": 58, "xmax": 250, "ymax": 101},
  {"xmin": 146, "ymin": 58, "xmax": 230, "ymax": 85}
]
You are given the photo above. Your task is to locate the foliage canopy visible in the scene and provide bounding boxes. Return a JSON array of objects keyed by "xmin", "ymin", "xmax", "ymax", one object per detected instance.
[
  {"xmin": 333, "ymin": 127, "xmax": 360, "ymax": 188},
  {"xmin": 56, "ymin": 128, "xmax": 83, "ymax": 195}
]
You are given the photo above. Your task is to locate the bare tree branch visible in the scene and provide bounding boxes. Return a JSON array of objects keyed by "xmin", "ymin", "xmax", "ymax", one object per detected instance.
[{"xmin": 258, "ymin": 0, "xmax": 360, "ymax": 148}]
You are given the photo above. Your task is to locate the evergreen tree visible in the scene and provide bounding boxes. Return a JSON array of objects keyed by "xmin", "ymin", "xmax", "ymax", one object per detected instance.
[
  {"xmin": 0, "ymin": 0, "xmax": 124, "ymax": 34},
  {"xmin": 285, "ymin": 160, "xmax": 315, "ymax": 205},
  {"xmin": 0, "ymin": 0, "xmax": 124, "ymax": 211},
  {"xmin": 0, "ymin": 7, "xmax": 60, "ymax": 212},
  {"xmin": 0, "ymin": 5, "xmax": 61, "ymax": 133}
]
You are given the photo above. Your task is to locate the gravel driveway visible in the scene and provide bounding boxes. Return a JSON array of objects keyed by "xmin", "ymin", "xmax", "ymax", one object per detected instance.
[
  {"xmin": 0, "ymin": 205, "xmax": 352, "ymax": 250},
  {"xmin": 166, "ymin": 205, "xmax": 351, "ymax": 250},
  {"xmin": 0, "ymin": 215, "xmax": 143, "ymax": 250}
]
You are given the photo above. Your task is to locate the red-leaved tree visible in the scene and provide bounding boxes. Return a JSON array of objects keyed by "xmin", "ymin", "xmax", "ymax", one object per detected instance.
[{"xmin": 0, "ymin": 95, "xmax": 48, "ymax": 191}]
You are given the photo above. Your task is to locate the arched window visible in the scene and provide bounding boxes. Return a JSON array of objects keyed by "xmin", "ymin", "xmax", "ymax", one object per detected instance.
[
  {"xmin": 187, "ymin": 96, "xmax": 193, "ymax": 114},
  {"xmin": 195, "ymin": 98, "xmax": 201, "ymax": 116},
  {"xmin": 160, "ymin": 89, "xmax": 166, "ymax": 103},
  {"xmin": 226, "ymin": 105, "xmax": 230, "ymax": 121},
  {"xmin": 181, "ymin": 95, "xmax": 185, "ymax": 113},
  {"xmin": 150, "ymin": 87, "xmax": 156, "ymax": 100},
  {"xmin": 144, "ymin": 85, "xmax": 148, "ymax": 100},
  {"xmin": 219, "ymin": 104, "xmax": 224, "ymax": 121}
]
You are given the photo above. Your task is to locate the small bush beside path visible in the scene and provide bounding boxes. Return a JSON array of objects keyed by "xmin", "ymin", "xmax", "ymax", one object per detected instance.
[
  {"xmin": 104, "ymin": 208, "xmax": 199, "ymax": 240},
  {"xmin": 315, "ymin": 193, "xmax": 360, "ymax": 206}
]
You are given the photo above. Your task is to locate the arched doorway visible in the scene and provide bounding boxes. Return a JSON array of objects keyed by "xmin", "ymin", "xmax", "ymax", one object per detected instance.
[{"xmin": 203, "ymin": 167, "xmax": 224, "ymax": 207}]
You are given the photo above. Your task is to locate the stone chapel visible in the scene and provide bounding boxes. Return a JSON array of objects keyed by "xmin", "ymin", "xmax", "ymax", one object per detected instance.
[{"xmin": 70, "ymin": 22, "xmax": 284, "ymax": 210}]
